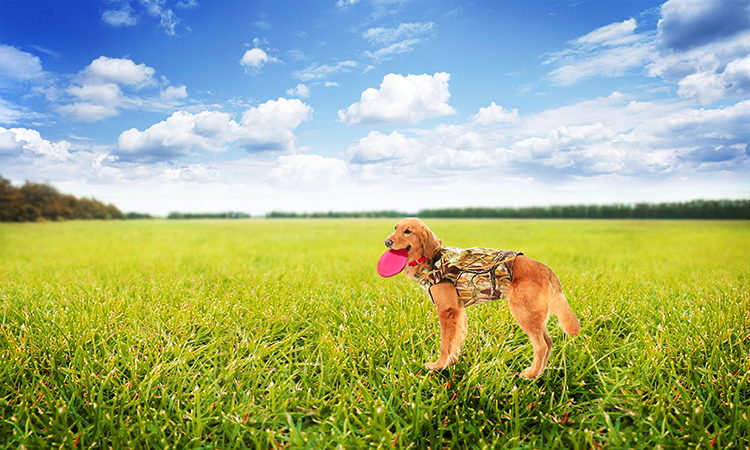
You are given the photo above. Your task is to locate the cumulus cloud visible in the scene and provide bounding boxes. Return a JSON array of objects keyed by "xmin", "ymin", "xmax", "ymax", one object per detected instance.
[
  {"xmin": 470, "ymin": 102, "xmax": 519, "ymax": 126},
  {"xmin": 348, "ymin": 131, "xmax": 421, "ymax": 164},
  {"xmin": 55, "ymin": 56, "xmax": 188, "ymax": 121},
  {"xmin": 236, "ymin": 98, "xmax": 312, "ymax": 152},
  {"xmin": 160, "ymin": 84, "xmax": 188, "ymax": 102},
  {"xmin": 0, "ymin": 45, "xmax": 45, "ymax": 82},
  {"xmin": 543, "ymin": 0, "xmax": 750, "ymax": 107},
  {"xmin": 286, "ymin": 83, "xmax": 310, "ymax": 98},
  {"xmin": 267, "ymin": 154, "xmax": 350, "ymax": 188},
  {"xmin": 240, "ymin": 47, "xmax": 281, "ymax": 74},
  {"xmin": 81, "ymin": 56, "xmax": 157, "ymax": 88},
  {"xmin": 101, "ymin": 3, "xmax": 138, "ymax": 27},
  {"xmin": 507, "ymin": 99, "xmax": 750, "ymax": 175},
  {"xmin": 0, "ymin": 127, "xmax": 72, "ymax": 160},
  {"xmin": 57, "ymin": 56, "xmax": 157, "ymax": 121},
  {"xmin": 340, "ymin": 91, "xmax": 749, "ymax": 185},
  {"xmin": 649, "ymin": 0, "xmax": 750, "ymax": 104},
  {"xmin": 115, "ymin": 98, "xmax": 312, "ymax": 161},
  {"xmin": 338, "ymin": 72, "xmax": 456, "ymax": 125},
  {"xmin": 511, "ymin": 123, "xmax": 621, "ymax": 171},
  {"xmin": 117, "ymin": 110, "xmax": 237, "ymax": 161},
  {"xmin": 345, "ymin": 126, "xmax": 501, "ymax": 180},
  {"xmin": 656, "ymin": 0, "xmax": 750, "ymax": 52}
]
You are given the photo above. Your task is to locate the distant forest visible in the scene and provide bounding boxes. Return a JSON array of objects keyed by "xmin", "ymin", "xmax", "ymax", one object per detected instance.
[
  {"xmin": 2, "ymin": 177, "xmax": 747, "ymax": 222},
  {"xmin": 0, "ymin": 177, "xmax": 128, "ymax": 222},
  {"xmin": 167, "ymin": 212, "xmax": 251, "ymax": 219},
  {"xmin": 268, "ymin": 199, "xmax": 749, "ymax": 220}
]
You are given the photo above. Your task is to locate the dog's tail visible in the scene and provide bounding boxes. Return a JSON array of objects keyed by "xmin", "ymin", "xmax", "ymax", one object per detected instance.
[{"xmin": 550, "ymin": 289, "xmax": 580, "ymax": 336}]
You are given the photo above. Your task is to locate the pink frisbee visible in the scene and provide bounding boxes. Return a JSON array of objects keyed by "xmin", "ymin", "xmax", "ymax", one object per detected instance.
[{"xmin": 377, "ymin": 248, "xmax": 409, "ymax": 277}]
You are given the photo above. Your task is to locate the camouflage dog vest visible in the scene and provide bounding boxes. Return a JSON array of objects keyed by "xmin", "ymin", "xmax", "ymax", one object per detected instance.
[{"xmin": 408, "ymin": 246, "xmax": 522, "ymax": 307}]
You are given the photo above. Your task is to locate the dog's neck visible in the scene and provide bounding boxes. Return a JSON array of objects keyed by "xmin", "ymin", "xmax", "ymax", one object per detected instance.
[{"xmin": 408, "ymin": 255, "xmax": 427, "ymax": 266}]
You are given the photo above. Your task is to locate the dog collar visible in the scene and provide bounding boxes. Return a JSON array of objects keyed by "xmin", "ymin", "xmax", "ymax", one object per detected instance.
[{"xmin": 408, "ymin": 255, "xmax": 427, "ymax": 266}]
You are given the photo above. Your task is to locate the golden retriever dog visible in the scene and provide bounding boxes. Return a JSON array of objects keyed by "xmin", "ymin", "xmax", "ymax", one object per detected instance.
[{"xmin": 384, "ymin": 218, "xmax": 580, "ymax": 379}]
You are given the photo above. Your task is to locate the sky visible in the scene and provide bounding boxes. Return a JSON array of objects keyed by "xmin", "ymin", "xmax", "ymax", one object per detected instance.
[{"xmin": 1, "ymin": 0, "xmax": 749, "ymax": 216}]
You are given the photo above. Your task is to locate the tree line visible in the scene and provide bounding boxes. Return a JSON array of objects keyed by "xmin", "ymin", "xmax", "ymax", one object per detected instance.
[
  {"xmin": 0, "ymin": 176, "xmax": 126, "ymax": 222},
  {"xmin": 167, "ymin": 212, "xmax": 251, "ymax": 219},
  {"xmin": 268, "ymin": 199, "xmax": 748, "ymax": 220},
  {"xmin": 266, "ymin": 210, "xmax": 405, "ymax": 219},
  {"xmin": 3, "ymin": 176, "xmax": 746, "ymax": 222},
  {"xmin": 417, "ymin": 200, "xmax": 748, "ymax": 219}
]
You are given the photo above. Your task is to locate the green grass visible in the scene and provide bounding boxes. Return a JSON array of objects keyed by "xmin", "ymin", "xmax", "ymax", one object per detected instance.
[{"xmin": 0, "ymin": 219, "xmax": 748, "ymax": 449}]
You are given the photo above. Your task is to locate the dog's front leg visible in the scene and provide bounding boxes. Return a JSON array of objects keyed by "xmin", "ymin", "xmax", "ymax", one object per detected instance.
[{"xmin": 425, "ymin": 281, "xmax": 467, "ymax": 370}]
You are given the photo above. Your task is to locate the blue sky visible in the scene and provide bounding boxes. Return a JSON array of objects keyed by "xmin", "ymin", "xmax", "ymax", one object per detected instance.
[{"xmin": 1, "ymin": 0, "xmax": 748, "ymax": 215}]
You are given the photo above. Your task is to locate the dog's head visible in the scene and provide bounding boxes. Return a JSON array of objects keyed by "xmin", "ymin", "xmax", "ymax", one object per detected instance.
[{"xmin": 384, "ymin": 217, "xmax": 443, "ymax": 263}]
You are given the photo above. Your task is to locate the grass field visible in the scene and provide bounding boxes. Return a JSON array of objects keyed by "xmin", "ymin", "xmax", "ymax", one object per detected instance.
[{"xmin": 0, "ymin": 219, "xmax": 748, "ymax": 449}]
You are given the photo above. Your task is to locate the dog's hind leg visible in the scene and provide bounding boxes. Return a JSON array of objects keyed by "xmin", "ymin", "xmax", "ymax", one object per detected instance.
[
  {"xmin": 425, "ymin": 281, "xmax": 467, "ymax": 370},
  {"xmin": 508, "ymin": 294, "xmax": 552, "ymax": 379}
]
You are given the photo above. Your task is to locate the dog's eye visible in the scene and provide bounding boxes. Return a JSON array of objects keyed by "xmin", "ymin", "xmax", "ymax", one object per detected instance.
[{"xmin": 404, "ymin": 229, "xmax": 411, "ymax": 234}]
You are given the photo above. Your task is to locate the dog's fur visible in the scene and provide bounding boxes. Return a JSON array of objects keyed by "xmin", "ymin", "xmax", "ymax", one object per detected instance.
[{"xmin": 385, "ymin": 218, "xmax": 580, "ymax": 379}]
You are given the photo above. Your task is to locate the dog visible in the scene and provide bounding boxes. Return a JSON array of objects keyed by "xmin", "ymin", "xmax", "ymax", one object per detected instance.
[{"xmin": 384, "ymin": 218, "xmax": 580, "ymax": 379}]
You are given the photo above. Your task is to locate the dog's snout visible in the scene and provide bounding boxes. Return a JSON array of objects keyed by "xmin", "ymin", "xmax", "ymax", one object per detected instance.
[{"xmin": 385, "ymin": 238, "xmax": 393, "ymax": 248}]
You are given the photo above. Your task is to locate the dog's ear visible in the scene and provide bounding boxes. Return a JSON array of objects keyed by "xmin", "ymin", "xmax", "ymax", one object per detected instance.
[{"xmin": 420, "ymin": 225, "xmax": 442, "ymax": 259}]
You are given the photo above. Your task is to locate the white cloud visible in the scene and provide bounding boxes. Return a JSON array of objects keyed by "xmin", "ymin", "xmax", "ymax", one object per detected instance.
[
  {"xmin": 575, "ymin": 19, "xmax": 639, "ymax": 47},
  {"xmin": 286, "ymin": 83, "xmax": 310, "ymax": 98},
  {"xmin": 117, "ymin": 110, "xmax": 238, "ymax": 161},
  {"xmin": 160, "ymin": 84, "xmax": 188, "ymax": 102},
  {"xmin": 140, "ymin": 0, "xmax": 181, "ymax": 36},
  {"xmin": 240, "ymin": 48, "xmax": 281, "ymax": 74},
  {"xmin": 0, "ymin": 127, "xmax": 72, "ymax": 160},
  {"xmin": 115, "ymin": 98, "xmax": 312, "ymax": 161},
  {"xmin": 82, "ymin": 56, "xmax": 157, "ymax": 88},
  {"xmin": 102, "ymin": 0, "xmax": 193, "ymax": 35},
  {"xmin": 649, "ymin": 0, "xmax": 750, "ymax": 94},
  {"xmin": 236, "ymin": 98, "xmax": 312, "ymax": 152},
  {"xmin": 544, "ymin": 0, "xmax": 750, "ymax": 105},
  {"xmin": 676, "ymin": 53, "xmax": 750, "ymax": 104},
  {"xmin": 293, "ymin": 61, "xmax": 357, "ymax": 81},
  {"xmin": 340, "ymin": 91, "xmax": 749, "ymax": 185},
  {"xmin": 470, "ymin": 102, "xmax": 519, "ymax": 125},
  {"xmin": 656, "ymin": 0, "xmax": 750, "ymax": 52},
  {"xmin": 0, "ymin": 45, "xmax": 45, "ymax": 82},
  {"xmin": 348, "ymin": 130, "xmax": 420, "ymax": 164},
  {"xmin": 362, "ymin": 22, "xmax": 434, "ymax": 62},
  {"xmin": 56, "ymin": 56, "xmax": 159, "ymax": 122},
  {"xmin": 0, "ymin": 99, "xmax": 26, "ymax": 124},
  {"xmin": 101, "ymin": 4, "xmax": 138, "ymax": 27},
  {"xmin": 338, "ymin": 72, "xmax": 456, "ymax": 125},
  {"xmin": 362, "ymin": 22, "xmax": 434, "ymax": 45},
  {"xmin": 546, "ymin": 37, "xmax": 654, "ymax": 86},
  {"xmin": 57, "ymin": 99, "xmax": 120, "ymax": 122},
  {"xmin": 363, "ymin": 39, "xmax": 421, "ymax": 62},
  {"xmin": 286, "ymin": 48, "xmax": 308, "ymax": 62},
  {"xmin": 267, "ymin": 154, "xmax": 350, "ymax": 188},
  {"xmin": 628, "ymin": 99, "xmax": 750, "ymax": 152},
  {"xmin": 159, "ymin": 164, "xmax": 224, "ymax": 184},
  {"xmin": 336, "ymin": 0, "xmax": 360, "ymax": 8},
  {"xmin": 511, "ymin": 123, "xmax": 622, "ymax": 171}
]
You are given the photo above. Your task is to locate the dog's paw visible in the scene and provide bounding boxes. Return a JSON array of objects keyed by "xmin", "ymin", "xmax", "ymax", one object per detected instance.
[
  {"xmin": 425, "ymin": 361, "xmax": 446, "ymax": 371},
  {"xmin": 519, "ymin": 368, "xmax": 541, "ymax": 379}
]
